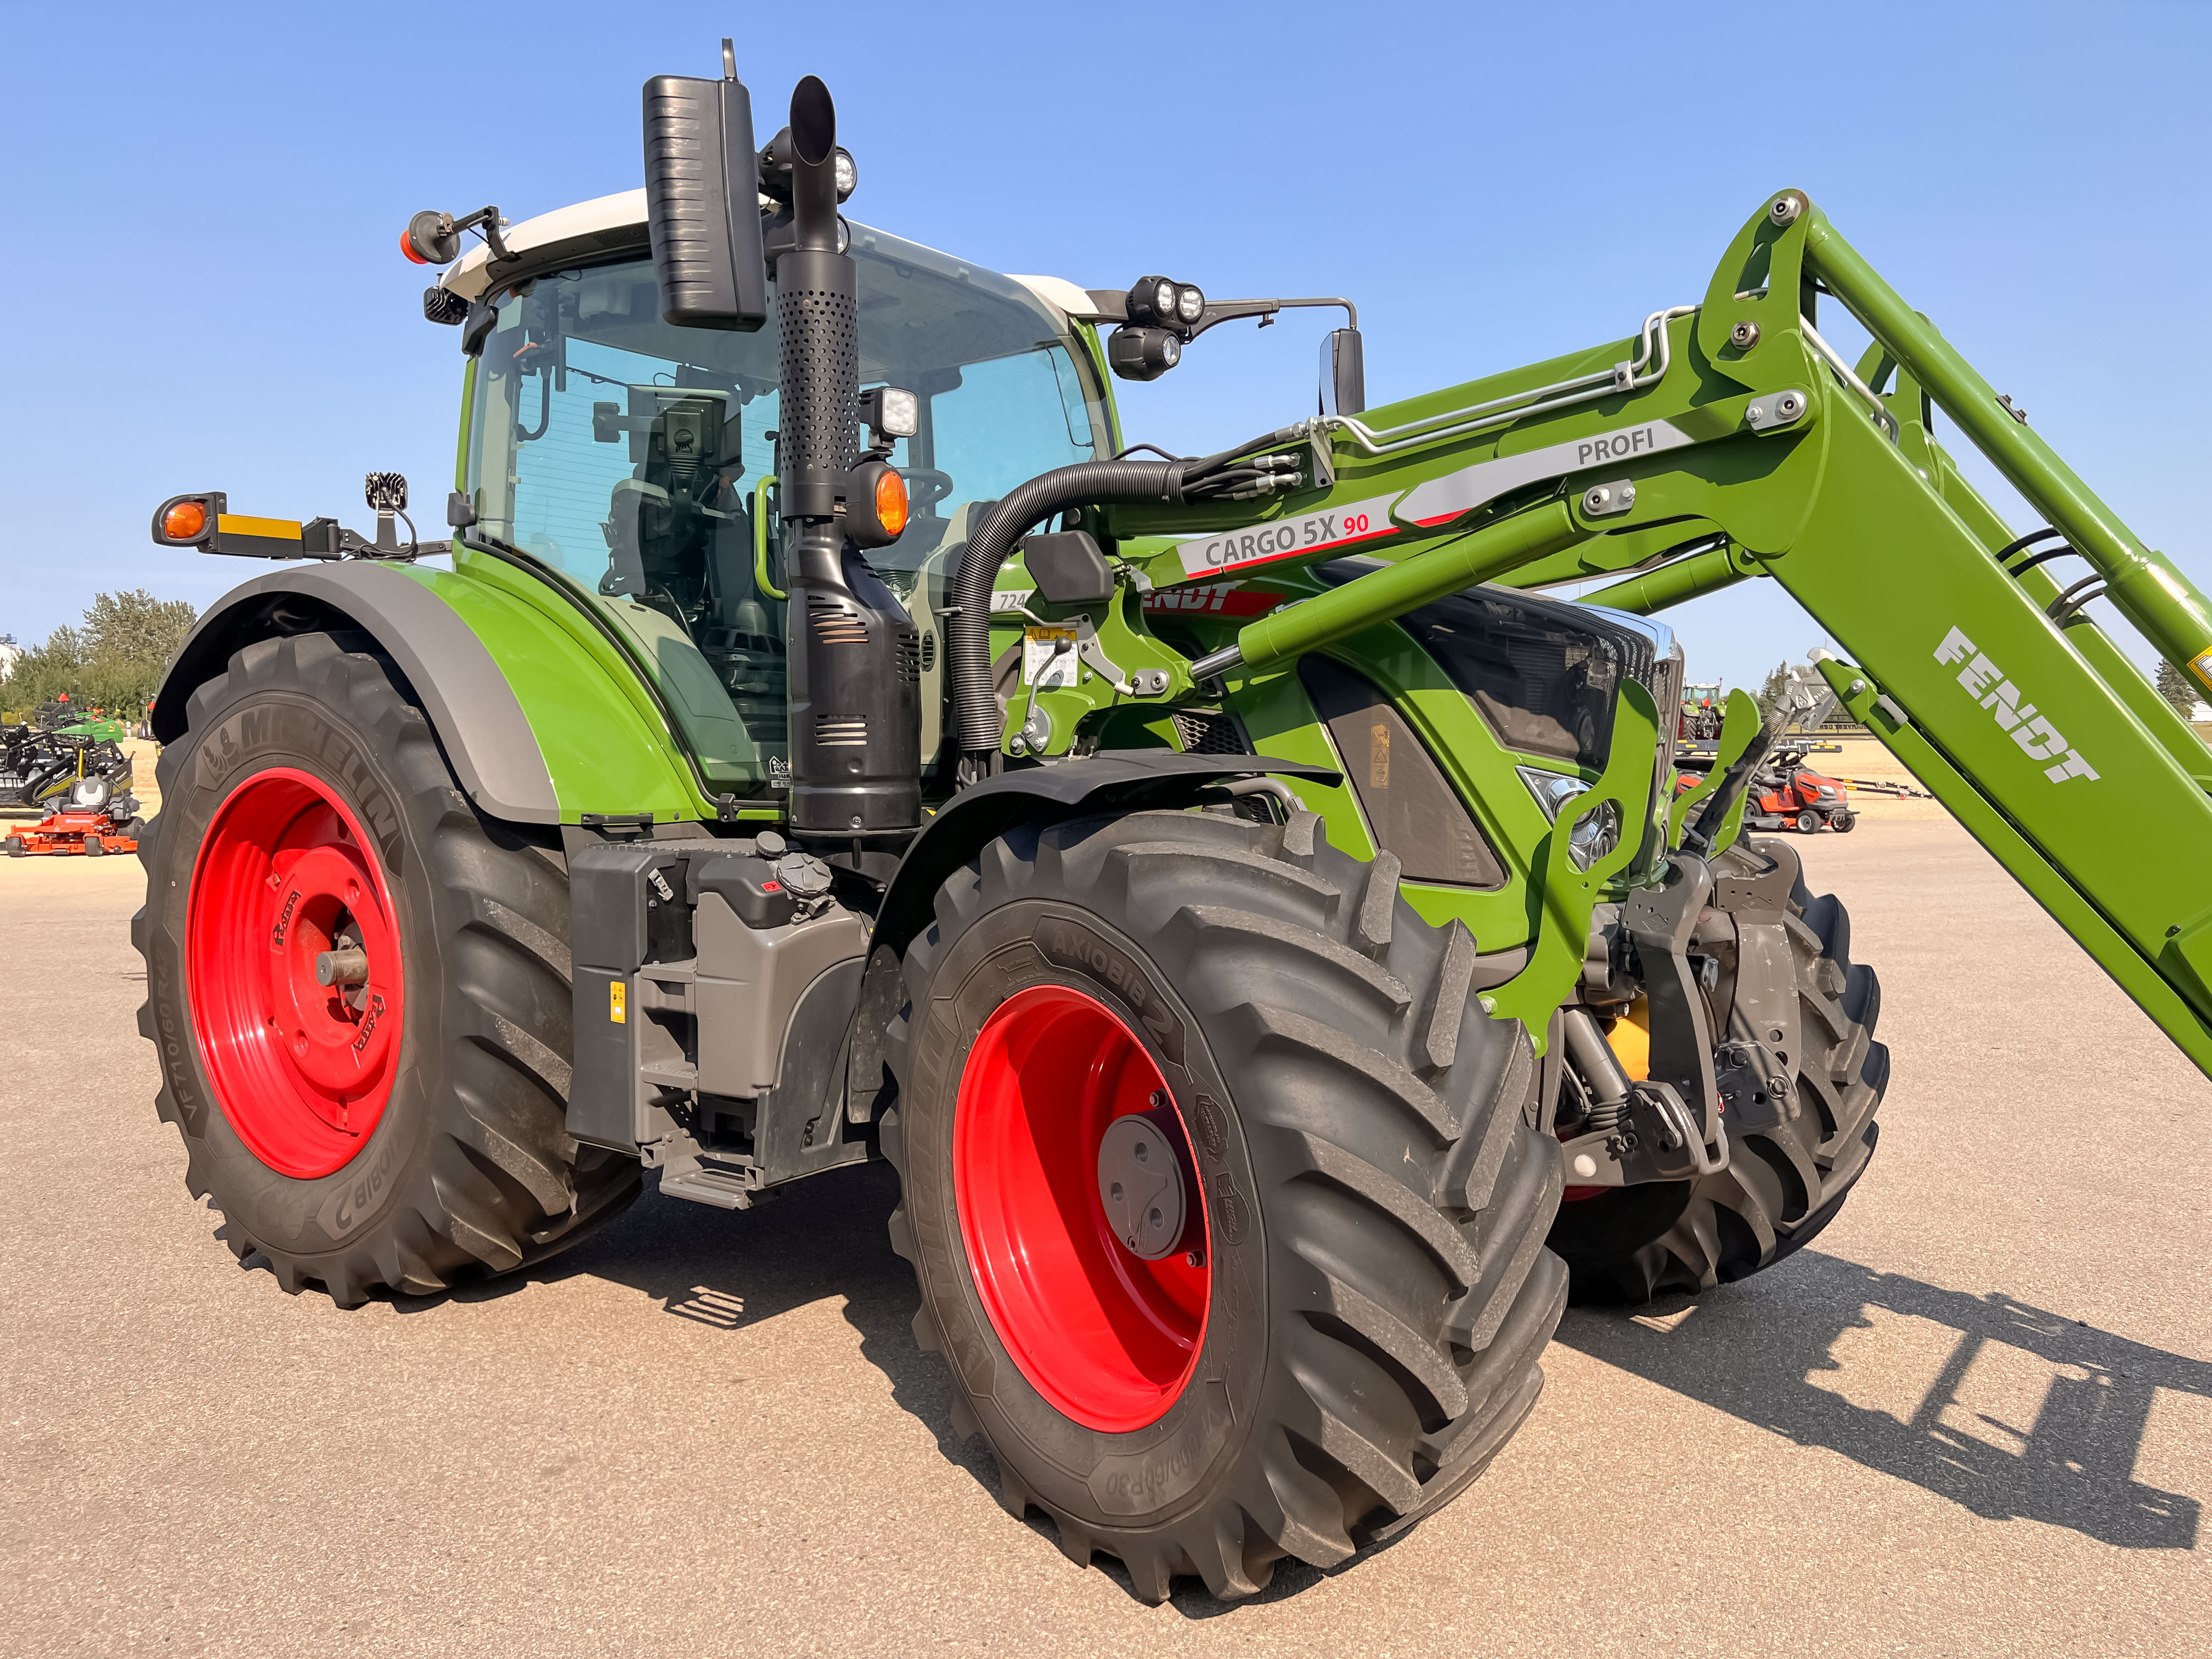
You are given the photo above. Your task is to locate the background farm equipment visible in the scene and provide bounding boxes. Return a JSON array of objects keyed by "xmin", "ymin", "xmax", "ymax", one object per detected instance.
[
  {"xmin": 1677, "ymin": 679, "xmax": 1724, "ymax": 756},
  {"xmin": 1, "ymin": 725, "xmax": 137, "ymax": 812}
]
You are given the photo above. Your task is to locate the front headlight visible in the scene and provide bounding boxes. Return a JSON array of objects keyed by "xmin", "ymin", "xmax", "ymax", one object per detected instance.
[
  {"xmin": 1566, "ymin": 800, "xmax": 1621, "ymax": 872},
  {"xmin": 1517, "ymin": 765, "xmax": 1590, "ymax": 821},
  {"xmin": 1519, "ymin": 765, "xmax": 1619, "ymax": 872}
]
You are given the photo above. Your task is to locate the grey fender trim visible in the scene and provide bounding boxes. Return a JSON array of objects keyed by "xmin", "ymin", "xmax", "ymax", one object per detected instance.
[
  {"xmin": 871, "ymin": 751, "xmax": 1343, "ymax": 959},
  {"xmin": 153, "ymin": 562, "xmax": 560, "ymax": 824}
]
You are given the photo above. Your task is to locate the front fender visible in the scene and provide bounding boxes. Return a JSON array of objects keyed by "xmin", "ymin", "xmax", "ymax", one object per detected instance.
[{"xmin": 870, "ymin": 752, "xmax": 1342, "ymax": 958}]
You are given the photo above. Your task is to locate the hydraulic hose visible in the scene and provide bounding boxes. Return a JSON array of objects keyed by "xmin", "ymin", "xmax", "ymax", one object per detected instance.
[{"xmin": 948, "ymin": 460, "xmax": 1188, "ymax": 768}]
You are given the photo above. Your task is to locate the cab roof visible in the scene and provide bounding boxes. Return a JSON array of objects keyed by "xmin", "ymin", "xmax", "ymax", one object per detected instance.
[{"xmin": 437, "ymin": 190, "xmax": 1094, "ymax": 324}]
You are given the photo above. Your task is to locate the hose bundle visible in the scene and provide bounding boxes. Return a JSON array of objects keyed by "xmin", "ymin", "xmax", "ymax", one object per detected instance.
[{"xmin": 946, "ymin": 434, "xmax": 1306, "ymax": 781}]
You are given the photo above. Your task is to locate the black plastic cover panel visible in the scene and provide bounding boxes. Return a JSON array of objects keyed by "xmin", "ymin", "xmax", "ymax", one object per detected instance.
[{"xmin": 1298, "ymin": 655, "xmax": 1505, "ymax": 890}]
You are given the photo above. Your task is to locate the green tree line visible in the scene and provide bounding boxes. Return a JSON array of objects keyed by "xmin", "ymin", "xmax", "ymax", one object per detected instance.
[
  {"xmin": 2157, "ymin": 659, "xmax": 2208, "ymax": 719},
  {"xmin": 3, "ymin": 590, "xmax": 199, "ymax": 723}
]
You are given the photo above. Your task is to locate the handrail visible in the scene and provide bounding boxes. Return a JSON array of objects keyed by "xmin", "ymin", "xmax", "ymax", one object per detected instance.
[{"xmin": 753, "ymin": 473, "xmax": 786, "ymax": 601}]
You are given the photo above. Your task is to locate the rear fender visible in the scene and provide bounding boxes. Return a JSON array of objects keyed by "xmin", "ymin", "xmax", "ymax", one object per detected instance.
[{"xmin": 152, "ymin": 560, "xmax": 703, "ymax": 825}]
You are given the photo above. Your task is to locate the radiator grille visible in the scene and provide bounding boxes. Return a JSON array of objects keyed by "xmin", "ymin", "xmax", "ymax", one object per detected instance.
[{"xmin": 1172, "ymin": 711, "xmax": 1250, "ymax": 755}]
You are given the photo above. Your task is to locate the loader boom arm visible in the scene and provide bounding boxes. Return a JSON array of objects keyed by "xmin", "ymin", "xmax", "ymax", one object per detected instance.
[{"xmin": 1087, "ymin": 190, "xmax": 2212, "ymax": 1077}]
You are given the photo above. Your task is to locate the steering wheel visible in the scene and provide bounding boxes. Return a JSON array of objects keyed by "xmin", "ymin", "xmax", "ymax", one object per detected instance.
[{"xmin": 902, "ymin": 469, "xmax": 956, "ymax": 511}]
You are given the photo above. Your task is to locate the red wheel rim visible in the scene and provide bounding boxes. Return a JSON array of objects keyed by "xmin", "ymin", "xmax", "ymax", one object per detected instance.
[
  {"xmin": 953, "ymin": 984, "xmax": 1211, "ymax": 1433},
  {"xmin": 187, "ymin": 767, "xmax": 406, "ymax": 1178}
]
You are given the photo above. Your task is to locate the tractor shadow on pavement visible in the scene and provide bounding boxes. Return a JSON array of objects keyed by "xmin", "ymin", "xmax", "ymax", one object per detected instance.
[
  {"xmin": 462, "ymin": 1160, "xmax": 1401, "ymax": 1613},
  {"xmin": 1555, "ymin": 1249, "xmax": 2210, "ymax": 1550},
  {"xmin": 474, "ymin": 1162, "xmax": 1009, "ymax": 1510}
]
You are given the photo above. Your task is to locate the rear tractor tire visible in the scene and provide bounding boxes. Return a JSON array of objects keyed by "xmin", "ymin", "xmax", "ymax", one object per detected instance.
[
  {"xmin": 1547, "ymin": 836, "xmax": 1887, "ymax": 1304},
  {"xmin": 884, "ymin": 807, "xmax": 1566, "ymax": 1601},
  {"xmin": 133, "ymin": 631, "xmax": 640, "ymax": 1305}
]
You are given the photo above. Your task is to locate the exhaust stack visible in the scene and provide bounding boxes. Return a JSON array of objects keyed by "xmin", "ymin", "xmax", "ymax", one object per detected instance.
[{"xmin": 773, "ymin": 77, "xmax": 921, "ymax": 844}]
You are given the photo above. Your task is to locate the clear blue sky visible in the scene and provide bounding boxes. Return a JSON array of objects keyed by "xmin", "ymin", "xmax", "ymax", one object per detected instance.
[{"xmin": 3, "ymin": 1, "xmax": 2206, "ymax": 697}]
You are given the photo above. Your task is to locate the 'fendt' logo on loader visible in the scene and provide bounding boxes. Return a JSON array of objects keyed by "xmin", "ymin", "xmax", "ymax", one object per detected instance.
[{"xmin": 1934, "ymin": 627, "xmax": 2100, "ymax": 783}]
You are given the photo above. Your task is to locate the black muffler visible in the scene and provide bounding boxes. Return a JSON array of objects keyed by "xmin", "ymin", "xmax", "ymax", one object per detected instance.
[{"xmin": 772, "ymin": 77, "xmax": 921, "ymax": 843}]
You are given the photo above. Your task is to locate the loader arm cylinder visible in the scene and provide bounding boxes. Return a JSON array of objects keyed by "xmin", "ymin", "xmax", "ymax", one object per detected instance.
[
  {"xmin": 1582, "ymin": 540, "xmax": 1755, "ymax": 615},
  {"xmin": 1806, "ymin": 217, "xmax": 2212, "ymax": 694},
  {"xmin": 1195, "ymin": 501, "xmax": 1584, "ymax": 679}
]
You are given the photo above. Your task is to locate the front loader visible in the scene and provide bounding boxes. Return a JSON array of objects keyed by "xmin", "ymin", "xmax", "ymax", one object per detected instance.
[{"xmin": 133, "ymin": 44, "xmax": 2207, "ymax": 1602}]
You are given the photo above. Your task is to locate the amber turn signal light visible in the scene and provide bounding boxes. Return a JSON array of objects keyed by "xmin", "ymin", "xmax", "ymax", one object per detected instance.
[
  {"xmin": 162, "ymin": 500, "xmax": 208, "ymax": 540},
  {"xmin": 874, "ymin": 467, "xmax": 909, "ymax": 539},
  {"xmin": 842, "ymin": 460, "xmax": 909, "ymax": 549}
]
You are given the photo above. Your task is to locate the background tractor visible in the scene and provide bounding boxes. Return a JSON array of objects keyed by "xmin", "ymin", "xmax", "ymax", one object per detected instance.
[{"xmin": 132, "ymin": 44, "xmax": 2212, "ymax": 1601}]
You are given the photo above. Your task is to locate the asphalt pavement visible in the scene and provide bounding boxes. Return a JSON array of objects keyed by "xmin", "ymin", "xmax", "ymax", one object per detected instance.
[{"xmin": 3, "ymin": 815, "xmax": 2208, "ymax": 1656}]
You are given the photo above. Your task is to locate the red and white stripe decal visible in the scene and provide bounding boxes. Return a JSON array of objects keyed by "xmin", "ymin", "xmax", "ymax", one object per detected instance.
[
  {"xmin": 1141, "ymin": 583, "xmax": 1284, "ymax": 618},
  {"xmin": 1164, "ymin": 416, "xmax": 1696, "ymax": 585}
]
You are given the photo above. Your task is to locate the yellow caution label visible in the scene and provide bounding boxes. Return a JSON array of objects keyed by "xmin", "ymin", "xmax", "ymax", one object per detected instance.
[
  {"xmin": 2190, "ymin": 651, "xmax": 2212, "ymax": 699},
  {"xmin": 609, "ymin": 981, "xmax": 627, "ymax": 1024},
  {"xmin": 1022, "ymin": 626, "xmax": 1077, "ymax": 688},
  {"xmin": 215, "ymin": 514, "xmax": 303, "ymax": 541}
]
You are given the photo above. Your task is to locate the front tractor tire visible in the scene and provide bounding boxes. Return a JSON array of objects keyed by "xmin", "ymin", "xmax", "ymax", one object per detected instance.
[
  {"xmin": 883, "ymin": 808, "xmax": 1567, "ymax": 1601},
  {"xmin": 133, "ymin": 632, "xmax": 640, "ymax": 1304},
  {"xmin": 1548, "ymin": 836, "xmax": 1888, "ymax": 1303}
]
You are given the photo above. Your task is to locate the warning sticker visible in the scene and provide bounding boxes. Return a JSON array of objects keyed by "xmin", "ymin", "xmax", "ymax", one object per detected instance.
[
  {"xmin": 1023, "ymin": 627, "xmax": 1079, "ymax": 688},
  {"xmin": 609, "ymin": 980, "xmax": 627, "ymax": 1025},
  {"xmin": 2191, "ymin": 650, "xmax": 2212, "ymax": 698}
]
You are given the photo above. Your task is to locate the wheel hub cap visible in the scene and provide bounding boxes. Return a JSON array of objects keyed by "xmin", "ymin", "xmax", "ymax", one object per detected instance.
[{"xmin": 1096, "ymin": 1113, "xmax": 1188, "ymax": 1260}]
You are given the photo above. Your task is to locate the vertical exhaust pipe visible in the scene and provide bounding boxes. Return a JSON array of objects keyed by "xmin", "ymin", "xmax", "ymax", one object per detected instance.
[{"xmin": 775, "ymin": 77, "xmax": 921, "ymax": 844}]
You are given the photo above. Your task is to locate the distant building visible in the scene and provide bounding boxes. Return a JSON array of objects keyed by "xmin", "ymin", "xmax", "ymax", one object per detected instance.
[{"xmin": 0, "ymin": 634, "xmax": 19, "ymax": 684}]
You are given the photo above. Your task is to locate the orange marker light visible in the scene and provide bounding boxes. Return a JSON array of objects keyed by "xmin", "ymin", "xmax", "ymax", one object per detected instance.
[
  {"xmin": 400, "ymin": 228, "xmax": 429, "ymax": 264},
  {"xmin": 162, "ymin": 500, "xmax": 208, "ymax": 540},
  {"xmin": 875, "ymin": 468, "xmax": 910, "ymax": 539}
]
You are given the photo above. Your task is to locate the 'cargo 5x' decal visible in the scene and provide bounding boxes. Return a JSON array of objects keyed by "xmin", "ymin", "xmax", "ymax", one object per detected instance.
[
  {"xmin": 1935, "ymin": 626, "xmax": 2100, "ymax": 782},
  {"xmin": 1169, "ymin": 417, "xmax": 1696, "ymax": 582}
]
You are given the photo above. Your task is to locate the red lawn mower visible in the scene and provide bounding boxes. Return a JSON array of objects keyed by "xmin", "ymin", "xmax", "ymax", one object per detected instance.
[
  {"xmin": 1675, "ymin": 743, "xmax": 1857, "ymax": 833},
  {"xmin": 2, "ymin": 773, "xmax": 145, "ymax": 858}
]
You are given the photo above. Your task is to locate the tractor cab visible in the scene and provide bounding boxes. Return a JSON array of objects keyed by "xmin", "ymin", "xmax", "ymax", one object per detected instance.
[{"xmin": 444, "ymin": 193, "xmax": 1110, "ymax": 796}]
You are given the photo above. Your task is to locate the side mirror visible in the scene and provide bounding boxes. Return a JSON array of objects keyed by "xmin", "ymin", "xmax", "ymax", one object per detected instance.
[
  {"xmin": 1320, "ymin": 327, "xmax": 1365, "ymax": 416},
  {"xmin": 642, "ymin": 41, "xmax": 770, "ymax": 332}
]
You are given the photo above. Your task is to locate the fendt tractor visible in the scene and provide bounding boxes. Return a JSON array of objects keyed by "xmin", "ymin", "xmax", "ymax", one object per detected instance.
[{"xmin": 136, "ymin": 49, "xmax": 2212, "ymax": 1600}]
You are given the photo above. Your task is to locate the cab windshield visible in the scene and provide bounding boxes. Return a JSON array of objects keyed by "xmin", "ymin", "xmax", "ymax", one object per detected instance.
[{"xmin": 464, "ymin": 224, "xmax": 1107, "ymax": 795}]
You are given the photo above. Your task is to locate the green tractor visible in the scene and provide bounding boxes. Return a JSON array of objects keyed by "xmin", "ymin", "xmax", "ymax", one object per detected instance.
[{"xmin": 136, "ymin": 49, "xmax": 2212, "ymax": 1601}]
